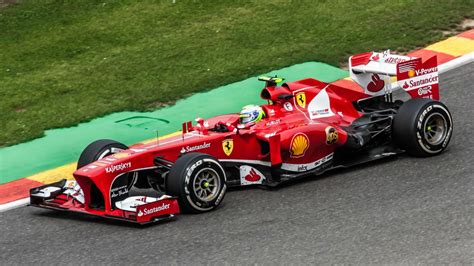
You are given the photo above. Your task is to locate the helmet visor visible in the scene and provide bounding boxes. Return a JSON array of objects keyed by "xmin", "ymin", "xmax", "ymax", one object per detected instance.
[{"xmin": 239, "ymin": 113, "xmax": 254, "ymax": 124}]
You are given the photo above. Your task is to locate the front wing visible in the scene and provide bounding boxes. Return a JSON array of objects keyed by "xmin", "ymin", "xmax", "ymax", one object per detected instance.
[{"xmin": 29, "ymin": 179, "xmax": 180, "ymax": 225}]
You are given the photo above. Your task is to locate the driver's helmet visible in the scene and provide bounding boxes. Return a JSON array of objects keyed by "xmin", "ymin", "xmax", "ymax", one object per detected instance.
[{"xmin": 239, "ymin": 105, "xmax": 265, "ymax": 126}]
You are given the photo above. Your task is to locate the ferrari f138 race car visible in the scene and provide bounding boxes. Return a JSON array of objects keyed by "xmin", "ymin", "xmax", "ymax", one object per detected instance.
[{"xmin": 30, "ymin": 51, "xmax": 453, "ymax": 224}]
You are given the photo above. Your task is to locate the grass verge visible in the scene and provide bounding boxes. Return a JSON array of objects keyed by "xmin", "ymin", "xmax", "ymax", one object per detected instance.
[{"xmin": 0, "ymin": 0, "xmax": 472, "ymax": 146}]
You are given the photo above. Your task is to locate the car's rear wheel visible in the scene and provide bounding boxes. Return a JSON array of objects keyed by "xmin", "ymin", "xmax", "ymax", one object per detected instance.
[
  {"xmin": 166, "ymin": 153, "xmax": 227, "ymax": 213},
  {"xmin": 392, "ymin": 98, "xmax": 453, "ymax": 157}
]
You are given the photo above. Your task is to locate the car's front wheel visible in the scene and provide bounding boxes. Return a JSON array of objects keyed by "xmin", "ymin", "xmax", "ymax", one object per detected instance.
[
  {"xmin": 77, "ymin": 139, "xmax": 128, "ymax": 169},
  {"xmin": 392, "ymin": 98, "xmax": 453, "ymax": 157},
  {"xmin": 166, "ymin": 153, "xmax": 227, "ymax": 213}
]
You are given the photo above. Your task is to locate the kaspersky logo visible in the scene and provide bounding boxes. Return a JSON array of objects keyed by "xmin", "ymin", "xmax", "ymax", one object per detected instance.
[
  {"xmin": 137, "ymin": 203, "xmax": 170, "ymax": 217},
  {"xmin": 105, "ymin": 162, "xmax": 131, "ymax": 173}
]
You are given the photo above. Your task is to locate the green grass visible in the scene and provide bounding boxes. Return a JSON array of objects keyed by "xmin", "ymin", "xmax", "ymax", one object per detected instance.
[{"xmin": 0, "ymin": 0, "xmax": 472, "ymax": 146}]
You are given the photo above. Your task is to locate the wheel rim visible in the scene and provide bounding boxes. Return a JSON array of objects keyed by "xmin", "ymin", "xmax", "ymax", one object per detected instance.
[
  {"xmin": 423, "ymin": 113, "xmax": 447, "ymax": 146},
  {"xmin": 193, "ymin": 168, "xmax": 221, "ymax": 202}
]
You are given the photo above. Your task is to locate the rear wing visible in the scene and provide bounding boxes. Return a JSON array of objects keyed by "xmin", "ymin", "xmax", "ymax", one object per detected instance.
[{"xmin": 349, "ymin": 50, "xmax": 439, "ymax": 100}]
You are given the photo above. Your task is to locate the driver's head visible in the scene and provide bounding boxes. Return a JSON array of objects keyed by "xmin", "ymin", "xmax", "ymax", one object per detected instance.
[{"xmin": 239, "ymin": 105, "xmax": 265, "ymax": 126}]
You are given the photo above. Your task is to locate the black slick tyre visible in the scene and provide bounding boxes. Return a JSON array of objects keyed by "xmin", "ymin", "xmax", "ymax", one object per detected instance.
[
  {"xmin": 392, "ymin": 98, "xmax": 453, "ymax": 157},
  {"xmin": 166, "ymin": 153, "xmax": 227, "ymax": 213},
  {"xmin": 77, "ymin": 139, "xmax": 128, "ymax": 169}
]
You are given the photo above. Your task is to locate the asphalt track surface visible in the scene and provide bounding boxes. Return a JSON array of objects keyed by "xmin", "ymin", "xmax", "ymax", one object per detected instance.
[{"xmin": 1, "ymin": 64, "xmax": 473, "ymax": 264}]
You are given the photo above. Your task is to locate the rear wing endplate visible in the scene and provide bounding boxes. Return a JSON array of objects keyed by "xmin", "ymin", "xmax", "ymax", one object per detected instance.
[{"xmin": 349, "ymin": 50, "xmax": 439, "ymax": 100}]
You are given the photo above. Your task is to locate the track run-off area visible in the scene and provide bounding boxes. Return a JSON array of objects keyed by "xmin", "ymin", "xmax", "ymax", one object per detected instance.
[
  {"xmin": 0, "ymin": 64, "xmax": 473, "ymax": 264},
  {"xmin": 0, "ymin": 30, "xmax": 473, "ymax": 209},
  {"xmin": 0, "ymin": 28, "xmax": 473, "ymax": 263}
]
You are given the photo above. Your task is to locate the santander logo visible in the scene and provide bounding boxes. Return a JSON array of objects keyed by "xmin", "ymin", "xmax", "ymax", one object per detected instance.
[
  {"xmin": 367, "ymin": 74, "xmax": 385, "ymax": 92},
  {"xmin": 402, "ymin": 75, "xmax": 438, "ymax": 89},
  {"xmin": 245, "ymin": 168, "xmax": 261, "ymax": 182},
  {"xmin": 137, "ymin": 203, "xmax": 170, "ymax": 217},
  {"xmin": 239, "ymin": 165, "xmax": 265, "ymax": 185}
]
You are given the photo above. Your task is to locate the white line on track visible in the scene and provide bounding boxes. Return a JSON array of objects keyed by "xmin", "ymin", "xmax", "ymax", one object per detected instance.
[
  {"xmin": 439, "ymin": 52, "xmax": 473, "ymax": 72},
  {"xmin": 0, "ymin": 198, "xmax": 30, "ymax": 213}
]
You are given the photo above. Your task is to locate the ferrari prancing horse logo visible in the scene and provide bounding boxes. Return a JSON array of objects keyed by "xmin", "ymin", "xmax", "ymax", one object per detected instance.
[
  {"xmin": 222, "ymin": 139, "xmax": 234, "ymax": 156},
  {"xmin": 295, "ymin": 92, "xmax": 306, "ymax": 108}
]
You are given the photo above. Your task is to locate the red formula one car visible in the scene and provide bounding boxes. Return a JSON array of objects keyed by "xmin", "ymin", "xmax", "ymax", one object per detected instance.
[{"xmin": 30, "ymin": 51, "xmax": 453, "ymax": 224}]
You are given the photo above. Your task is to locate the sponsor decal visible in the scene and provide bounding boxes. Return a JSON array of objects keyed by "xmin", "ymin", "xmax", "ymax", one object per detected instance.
[
  {"xmin": 325, "ymin": 126, "xmax": 338, "ymax": 145},
  {"xmin": 104, "ymin": 157, "xmax": 117, "ymax": 162},
  {"xmin": 111, "ymin": 185, "xmax": 129, "ymax": 198},
  {"xmin": 402, "ymin": 74, "xmax": 438, "ymax": 90},
  {"xmin": 367, "ymin": 74, "xmax": 385, "ymax": 93},
  {"xmin": 113, "ymin": 152, "xmax": 130, "ymax": 159},
  {"xmin": 308, "ymin": 88, "xmax": 334, "ymax": 119},
  {"xmin": 397, "ymin": 56, "xmax": 439, "ymax": 100},
  {"xmin": 266, "ymin": 119, "xmax": 281, "ymax": 126},
  {"xmin": 180, "ymin": 142, "xmax": 211, "ymax": 153},
  {"xmin": 415, "ymin": 66, "xmax": 438, "ymax": 76},
  {"xmin": 215, "ymin": 184, "xmax": 227, "ymax": 205},
  {"xmin": 297, "ymin": 165, "xmax": 308, "ymax": 172},
  {"xmin": 137, "ymin": 203, "xmax": 170, "ymax": 217},
  {"xmin": 185, "ymin": 160, "xmax": 203, "ymax": 190},
  {"xmin": 239, "ymin": 165, "xmax": 266, "ymax": 185},
  {"xmin": 418, "ymin": 86, "xmax": 432, "ymax": 96},
  {"xmin": 417, "ymin": 106, "xmax": 432, "ymax": 129},
  {"xmin": 264, "ymin": 132, "xmax": 277, "ymax": 138},
  {"xmin": 282, "ymin": 153, "xmax": 334, "ymax": 172},
  {"xmin": 283, "ymin": 102, "xmax": 293, "ymax": 111},
  {"xmin": 290, "ymin": 133, "xmax": 309, "ymax": 158},
  {"xmin": 65, "ymin": 181, "xmax": 77, "ymax": 189},
  {"xmin": 105, "ymin": 162, "xmax": 132, "ymax": 173},
  {"xmin": 311, "ymin": 108, "xmax": 329, "ymax": 117},
  {"xmin": 442, "ymin": 127, "xmax": 452, "ymax": 148},
  {"xmin": 372, "ymin": 51, "xmax": 410, "ymax": 64},
  {"xmin": 295, "ymin": 92, "xmax": 306, "ymax": 108},
  {"xmin": 384, "ymin": 56, "xmax": 409, "ymax": 64},
  {"xmin": 222, "ymin": 139, "xmax": 234, "ymax": 156}
]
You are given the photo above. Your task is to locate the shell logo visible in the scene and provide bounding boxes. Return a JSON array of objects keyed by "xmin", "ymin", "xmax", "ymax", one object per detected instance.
[
  {"xmin": 290, "ymin": 133, "xmax": 309, "ymax": 158},
  {"xmin": 408, "ymin": 69, "xmax": 415, "ymax": 78}
]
